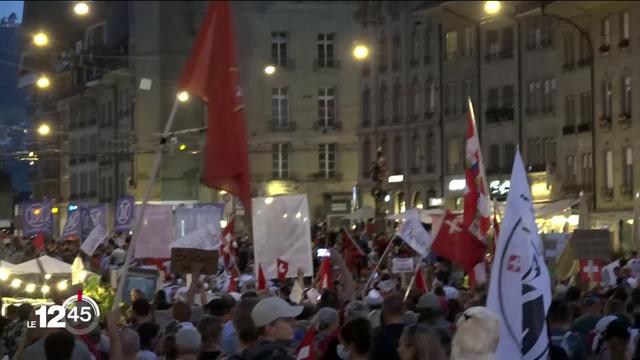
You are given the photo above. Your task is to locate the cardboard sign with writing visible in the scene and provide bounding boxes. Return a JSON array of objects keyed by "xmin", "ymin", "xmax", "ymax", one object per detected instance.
[
  {"xmin": 170, "ymin": 248, "xmax": 219, "ymax": 275},
  {"xmin": 392, "ymin": 257, "xmax": 414, "ymax": 273},
  {"xmin": 571, "ymin": 229, "xmax": 612, "ymax": 260}
]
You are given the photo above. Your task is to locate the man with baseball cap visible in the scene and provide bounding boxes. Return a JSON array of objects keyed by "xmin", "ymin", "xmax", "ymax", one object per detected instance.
[{"xmin": 241, "ymin": 296, "xmax": 303, "ymax": 360}]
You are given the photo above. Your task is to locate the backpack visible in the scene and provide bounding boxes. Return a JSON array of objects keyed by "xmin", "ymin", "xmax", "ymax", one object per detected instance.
[{"xmin": 550, "ymin": 331, "xmax": 573, "ymax": 358}]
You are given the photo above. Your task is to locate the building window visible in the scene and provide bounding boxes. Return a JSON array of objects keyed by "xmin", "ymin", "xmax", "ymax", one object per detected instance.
[
  {"xmin": 501, "ymin": 26, "xmax": 514, "ymax": 58},
  {"xmin": 489, "ymin": 144, "xmax": 500, "ymax": 173},
  {"xmin": 623, "ymin": 147, "xmax": 633, "ymax": 192},
  {"xmin": 445, "ymin": 82, "xmax": 457, "ymax": 116},
  {"xmin": 545, "ymin": 140, "xmax": 557, "ymax": 166},
  {"xmin": 462, "ymin": 79, "xmax": 475, "ymax": 113},
  {"xmin": 319, "ymin": 143, "xmax": 337, "ymax": 179},
  {"xmin": 502, "ymin": 85, "xmax": 514, "ymax": 109},
  {"xmin": 579, "ymin": 31, "xmax": 591, "ymax": 62},
  {"xmin": 486, "ymin": 29, "xmax": 499, "ymax": 59},
  {"xmin": 412, "ymin": 135, "xmax": 422, "ymax": 172},
  {"xmin": 362, "ymin": 87, "xmax": 371, "ymax": 126},
  {"xmin": 272, "ymin": 143, "xmax": 289, "ymax": 179},
  {"xmin": 425, "ymin": 131, "xmax": 435, "ymax": 172},
  {"xmin": 271, "ymin": 32, "xmax": 288, "ymax": 67},
  {"xmin": 79, "ymin": 172, "xmax": 87, "ymax": 197},
  {"xmin": 317, "ymin": 33, "xmax": 335, "ymax": 68},
  {"xmin": 411, "ymin": 23, "xmax": 420, "ymax": 64},
  {"xmin": 563, "ymin": 33, "xmax": 575, "ymax": 66},
  {"xmin": 99, "ymin": 177, "xmax": 105, "ymax": 200},
  {"xmin": 565, "ymin": 95, "xmax": 575, "ymax": 126},
  {"xmin": 604, "ymin": 149, "xmax": 613, "ymax": 190},
  {"xmin": 566, "ymin": 155, "xmax": 577, "ymax": 186},
  {"xmin": 621, "ymin": 11, "xmax": 630, "ymax": 41},
  {"xmin": 601, "ymin": 18, "xmax": 611, "ymax": 48},
  {"xmin": 89, "ymin": 170, "xmax": 97, "ymax": 197},
  {"xmin": 622, "ymin": 76, "xmax": 632, "ymax": 115},
  {"xmin": 392, "ymin": 81, "xmax": 401, "ymax": 122},
  {"xmin": 318, "ymin": 87, "xmax": 336, "ymax": 127},
  {"xmin": 543, "ymin": 78, "xmax": 556, "ymax": 113},
  {"xmin": 504, "ymin": 143, "xmax": 515, "ymax": 172},
  {"xmin": 582, "ymin": 153, "xmax": 592, "ymax": 186},
  {"xmin": 602, "ymin": 79, "xmax": 612, "ymax": 118},
  {"xmin": 528, "ymin": 140, "xmax": 543, "ymax": 167},
  {"xmin": 463, "ymin": 27, "xmax": 474, "ymax": 57},
  {"xmin": 488, "ymin": 87, "xmax": 499, "ymax": 110},
  {"xmin": 379, "ymin": 31, "xmax": 388, "ymax": 70},
  {"xmin": 447, "ymin": 137, "xmax": 461, "ymax": 172},
  {"xmin": 379, "ymin": 82, "xmax": 387, "ymax": 124},
  {"xmin": 579, "ymin": 91, "xmax": 592, "ymax": 124},
  {"xmin": 70, "ymin": 174, "xmax": 78, "ymax": 198},
  {"xmin": 424, "ymin": 27, "xmax": 433, "ymax": 63},
  {"xmin": 271, "ymin": 87, "xmax": 289, "ymax": 128},
  {"xmin": 410, "ymin": 79, "xmax": 420, "ymax": 118},
  {"xmin": 425, "ymin": 81, "xmax": 435, "ymax": 114},
  {"xmin": 393, "ymin": 136, "xmax": 403, "ymax": 173},
  {"xmin": 392, "ymin": 32, "xmax": 401, "ymax": 68},
  {"xmin": 445, "ymin": 30, "xmax": 458, "ymax": 61},
  {"xmin": 363, "ymin": 138, "xmax": 371, "ymax": 177},
  {"xmin": 527, "ymin": 82, "xmax": 537, "ymax": 113}
]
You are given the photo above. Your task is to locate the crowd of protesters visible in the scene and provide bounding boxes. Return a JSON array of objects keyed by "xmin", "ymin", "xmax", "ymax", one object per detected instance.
[{"xmin": 2, "ymin": 226, "xmax": 640, "ymax": 359}]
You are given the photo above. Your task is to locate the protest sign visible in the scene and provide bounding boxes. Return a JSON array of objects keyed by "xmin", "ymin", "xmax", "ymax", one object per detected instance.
[
  {"xmin": 392, "ymin": 257, "xmax": 414, "ymax": 273},
  {"xmin": 397, "ymin": 215, "xmax": 432, "ymax": 257},
  {"xmin": 134, "ymin": 205, "xmax": 173, "ymax": 259},
  {"xmin": 114, "ymin": 196, "xmax": 135, "ymax": 232},
  {"xmin": 571, "ymin": 229, "xmax": 612, "ymax": 260},
  {"xmin": 170, "ymin": 206, "xmax": 223, "ymax": 275}
]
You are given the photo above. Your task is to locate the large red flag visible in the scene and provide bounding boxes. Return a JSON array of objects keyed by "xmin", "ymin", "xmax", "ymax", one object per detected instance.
[
  {"xmin": 295, "ymin": 326, "xmax": 317, "ymax": 360},
  {"xmin": 317, "ymin": 258, "xmax": 333, "ymax": 290},
  {"xmin": 431, "ymin": 211, "xmax": 486, "ymax": 273},
  {"xmin": 178, "ymin": 1, "xmax": 251, "ymax": 212},
  {"xmin": 340, "ymin": 228, "xmax": 365, "ymax": 271},
  {"xmin": 277, "ymin": 258, "xmax": 289, "ymax": 283},
  {"xmin": 414, "ymin": 266, "xmax": 428, "ymax": 294},
  {"xmin": 257, "ymin": 263, "xmax": 267, "ymax": 291}
]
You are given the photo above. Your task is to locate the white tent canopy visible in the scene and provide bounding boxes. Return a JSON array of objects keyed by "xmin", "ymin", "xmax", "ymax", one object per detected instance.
[
  {"xmin": 12, "ymin": 255, "xmax": 72, "ymax": 275},
  {"xmin": 0, "ymin": 261, "xmax": 16, "ymax": 271}
]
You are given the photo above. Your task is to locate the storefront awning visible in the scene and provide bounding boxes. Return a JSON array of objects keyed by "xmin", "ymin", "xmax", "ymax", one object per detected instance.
[{"xmin": 534, "ymin": 198, "xmax": 580, "ymax": 218}]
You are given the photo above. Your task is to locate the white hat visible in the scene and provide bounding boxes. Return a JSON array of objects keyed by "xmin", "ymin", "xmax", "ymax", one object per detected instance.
[
  {"xmin": 365, "ymin": 289, "xmax": 383, "ymax": 306},
  {"xmin": 251, "ymin": 297, "xmax": 303, "ymax": 327}
]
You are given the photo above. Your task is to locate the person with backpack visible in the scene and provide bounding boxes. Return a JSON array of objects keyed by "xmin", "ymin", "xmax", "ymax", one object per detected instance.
[{"xmin": 548, "ymin": 300, "xmax": 588, "ymax": 360}]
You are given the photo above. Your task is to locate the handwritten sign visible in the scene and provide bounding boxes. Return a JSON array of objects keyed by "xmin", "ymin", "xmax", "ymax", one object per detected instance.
[
  {"xmin": 571, "ymin": 229, "xmax": 612, "ymax": 260},
  {"xmin": 170, "ymin": 248, "xmax": 219, "ymax": 275},
  {"xmin": 397, "ymin": 216, "xmax": 432, "ymax": 256},
  {"xmin": 392, "ymin": 258, "xmax": 414, "ymax": 273}
]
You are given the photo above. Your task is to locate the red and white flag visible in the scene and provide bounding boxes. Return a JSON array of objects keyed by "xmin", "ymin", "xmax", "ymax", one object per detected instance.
[
  {"xmin": 277, "ymin": 258, "xmax": 289, "ymax": 283},
  {"xmin": 414, "ymin": 266, "xmax": 428, "ymax": 294},
  {"xmin": 431, "ymin": 211, "xmax": 486, "ymax": 275},
  {"xmin": 295, "ymin": 326, "xmax": 317, "ymax": 360},
  {"xmin": 317, "ymin": 258, "xmax": 333, "ymax": 290},
  {"xmin": 227, "ymin": 267, "xmax": 239, "ymax": 293},
  {"xmin": 220, "ymin": 217, "xmax": 235, "ymax": 268},
  {"xmin": 492, "ymin": 200, "xmax": 501, "ymax": 241},
  {"xmin": 178, "ymin": 1, "xmax": 251, "ymax": 212},
  {"xmin": 579, "ymin": 259, "xmax": 605, "ymax": 284},
  {"xmin": 257, "ymin": 263, "xmax": 267, "ymax": 291},
  {"xmin": 340, "ymin": 228, "xmax": 365, "ymax": 271}
]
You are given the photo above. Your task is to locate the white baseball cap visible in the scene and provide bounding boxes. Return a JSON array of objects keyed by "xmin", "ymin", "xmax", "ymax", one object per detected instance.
[{"xmin": 251, "ymin": 296, "xmax": 303, "ymax": 327}]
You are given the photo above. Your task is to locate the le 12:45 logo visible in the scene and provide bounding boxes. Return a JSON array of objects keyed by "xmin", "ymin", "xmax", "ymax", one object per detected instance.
[{"xmin": 28, "ymin": 291, "xmax": 101, "ymax": 335}]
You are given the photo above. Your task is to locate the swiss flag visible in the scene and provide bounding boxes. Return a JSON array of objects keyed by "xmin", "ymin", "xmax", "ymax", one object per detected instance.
[
  {"xmin": 579, "ymin": 259, "xmax": 605, "ymax": 284},
  {"xmin": 277, "ymin": 258, "xmax": 289, "ymax": 283},
  {"xmin": 340, "ymin": 228, "xmax": 365, "ymax": 271},
  {"xmin": 414, "ymin": 266, "xmax": 428, "ymax": 294},
  {"xmin": 295, "ymin": 326, "xmax": 317, "ymax": 360},
  {"xmin": 178, "ymin": 1, "xmax": 251, "ymax": 212},
  {"xmin": 317, "ymin": 258, "xmax": 333, "ymax": 290},
  {"xmin": 227, "ymin": 267, "xmax": 239, "ymax": 293},
  {"xmin": 257, "ymin": 263, "xmax": 267, "ymax": 291},
  {"xmin": 431, "ymin": 211, "xmax": 486, "ymax": 273}
]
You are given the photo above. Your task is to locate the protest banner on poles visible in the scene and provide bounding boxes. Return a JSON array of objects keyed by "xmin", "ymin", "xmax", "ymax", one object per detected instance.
[
  {"xmin": 170, "ymin": 205, "xmax": 223, "ymax": 275},
  {"xmin": 252, "ymin": 195, "xmax": 313, "ymax": 280},
  {"xmin": 134, "ymin": 205, "xmax": 174, "ymax": 259},
  {"xmin": 20, "ymin": 200, "xmax": 54, "ymax": 237}
]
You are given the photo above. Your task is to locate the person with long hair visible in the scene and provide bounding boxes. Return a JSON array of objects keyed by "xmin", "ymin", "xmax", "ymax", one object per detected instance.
[
  {"xmin": 338, "ymin": 317, "xmax": 372, "ymax": 360},
  {"xmin": 397, "ymin": 324, "xmax": 446, "ymax": 360}
]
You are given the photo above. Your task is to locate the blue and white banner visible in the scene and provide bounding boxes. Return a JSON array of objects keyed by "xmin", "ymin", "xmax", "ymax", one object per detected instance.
[
  {"xmin": 114, "ymin": 196, "xmax": 135, "ymax": 232},
  {"xmin": 61, "ymin": 210, "xmax": 82, "ymax": 240},
  {"xmin": 81, "ymin": 204, "xmax": 107, "ymax": 241},
  {"xmin": 487, "ymin": 150, "xmax": 551, "ymax": 360},
  {"xmin": 20, "ymin": 199, "xmax": 54, "ymax": 237}
]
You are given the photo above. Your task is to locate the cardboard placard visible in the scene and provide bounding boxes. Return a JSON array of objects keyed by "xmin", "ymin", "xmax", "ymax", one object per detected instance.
[
  {"xmin": 392, "ymin": 257, "xmax": 414, "ymax": 273},
  {"xmin": 571, "ymin": 229, "xmax": 612, "ymax": 260},
  {"xmin": 170, "ymin": 248, "xmax": 219, "ymax": 275},
  {"xmin": 542, "ymin": 233, "xmax": 569, "ymax": 262}
]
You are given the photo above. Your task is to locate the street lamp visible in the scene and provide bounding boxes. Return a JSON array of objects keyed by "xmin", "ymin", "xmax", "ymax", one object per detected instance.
[
  {"xmin": 33, "ymin": 32, "xmax": 49, "ymax": 47},
  {"xmin": 37, "ymin": 123, "xmax": 51, "ymax": 136},
  {"xmin": 36, "ymin": 74, "xmax": 50, "ymax": 89},
  {"xmin": 352, "ymin": 44, "xmax": 370, "ymax": 60},
  {"xmin": 73, "ymin": 2, "xmax": 90, "ymax": 16},
  {"xmin": 177, "ymin": 91, "xmax": 189, "ymax": 102},
  {"xmin": 484, "ymin": 1, "xmax": 501, "ymax": 15},
  {"xmin": 264, "ymin": 65, "xmax": 276, "ymax": 75}
]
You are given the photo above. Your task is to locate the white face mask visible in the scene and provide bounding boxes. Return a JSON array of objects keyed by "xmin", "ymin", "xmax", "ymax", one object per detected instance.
[{"xmin": 337, "ymin": 344, "xmax": 350, "ymax": 360}]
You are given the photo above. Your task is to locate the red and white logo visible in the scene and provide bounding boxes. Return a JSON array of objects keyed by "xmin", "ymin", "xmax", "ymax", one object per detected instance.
[{"xmin": 507, "ymin": 255, "xmax": 521, "ymax": 272}]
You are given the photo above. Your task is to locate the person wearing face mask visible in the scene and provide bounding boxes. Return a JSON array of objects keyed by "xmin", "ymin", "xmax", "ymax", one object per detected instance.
[{"xmin": 338, "ymin": 317, "xmax": 372, "ymax": 360}]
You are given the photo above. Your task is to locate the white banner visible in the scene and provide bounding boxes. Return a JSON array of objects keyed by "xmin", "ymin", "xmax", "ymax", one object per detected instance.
[
  {"xmin": 134, "ymin": 205, "xmax": 174, "ymax": 259},
  {"xmin": 392, "ymin": 258, "xmax": 414, "ymax": 273},
  {"xmin": 397, "ymin": 216, "xmax": 432, "ymax": 257},
  {"xmin": 252, "ymin": 195, "xmax": 313, "ymax": 279},
  {"xmin": 172, "ymin": 206, "xmax": 222, "ymax": 251}
]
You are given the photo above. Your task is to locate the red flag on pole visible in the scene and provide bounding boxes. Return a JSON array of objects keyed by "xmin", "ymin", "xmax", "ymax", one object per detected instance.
[
  {"xmin": 431, "ymin": 211, "xmax": 486, "ymax": 274},
  {"xmin": 227, "ymin": 267, "xmax": 239, "ymax": 293},
  {"xmin": 579, "ymin": 259, "xmax": 604, "ymax": 284},
  {"xmin": 277, "ymin": 258, "xmax": 289, "ymax": 283},
  {"xmin": 33, "ymin": 233, "xmax": 45, "ymax": 252},
  {"xmin": 317, "ymin": 258, "xmax": 333, "ymax": 290},
  {"xmin": 414, "ymin": 266, "xmax": 428, "ymax": 294},
  {"xmin": 340, "ymin": 228, "xmax": 365, "ymax": 271},
  {"xmin": 178, "ymin": 1, "xmax": 251, "ymax": 212},
  {"xmin": 295, "ymin": 326, "xmax": 317, "ymax": 360},
  {"xmin": 257, "ymin": 263, "xmax": 267, "ymax": 291}
]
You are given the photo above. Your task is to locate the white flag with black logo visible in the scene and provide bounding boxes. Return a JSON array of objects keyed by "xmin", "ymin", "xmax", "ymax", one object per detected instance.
[{"xmin": 487, "ymin": 150, "xmax": 551, "ymax": 360}]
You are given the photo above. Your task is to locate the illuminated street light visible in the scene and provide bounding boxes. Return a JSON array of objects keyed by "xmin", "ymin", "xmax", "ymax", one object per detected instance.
[
  {"xmin": 51, "ymin": 207, "xmax": 59, "ymax": 214},
  {"xmin": 37, "ymin": 123, "xmax": 51, "ymax": 136},
  {"xmin": 178, "ymin": 144, "xmax": 187, "ymax": 151},
  {"xmin": 44, "ymin": 273, "xmax": 52, "ymax": 280},
  {"xmin": 484, "ymin": 1, "xmax": 501, "ymax": 15},
  {"xmin": 177, "ymin": 91, "xmax": 189, "ymax": 102},
  {"xmin": 73, "ymin": 2, "xmax": 90, "ymax": 16},
  {"xmin": 33, "ymin": 32, "xmax": 49, "ymax": 47},
  {"xmin": 264, "ymin": 65, "xmax": 276, "ymax": 75},
  {"xmin": 352, "ymin": 44, "xmax": 370, "ymax": 60},
  {"xmin": 10, "ymin": 279, "xmax": 21, "ymax": 288},
  {"xmin": 25, "ymin": 283, "xmax": 36, "ymax": 293},
  {"xmin": 36, "ymin": 74, "xmax": 50, "ymax": 89}
]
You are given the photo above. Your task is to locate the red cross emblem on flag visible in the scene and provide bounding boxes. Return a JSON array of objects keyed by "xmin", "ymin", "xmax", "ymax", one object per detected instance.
[{"xmin": 507, "ymin": 255, "xmax": 521, "ymax": 272}]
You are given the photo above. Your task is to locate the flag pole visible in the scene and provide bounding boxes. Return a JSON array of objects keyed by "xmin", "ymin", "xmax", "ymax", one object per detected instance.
[
  {"xmin": 404, "ymin": 268, "xmax": 417, "ymax": 302},
  {"xmin": 112, "ymin": 98, "xmax": 181, "ymax": 309},
  {"xmin": 361, "ymin": 238, "xmax": 394, "ymax": 298}
]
